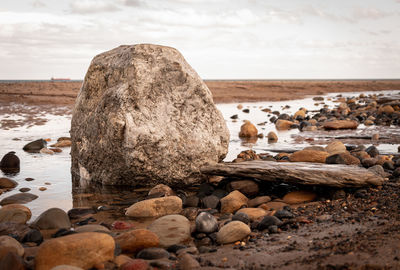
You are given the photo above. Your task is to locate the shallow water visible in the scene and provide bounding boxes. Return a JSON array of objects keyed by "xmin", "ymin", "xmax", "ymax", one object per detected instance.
[{"xmin": 0, "ymin": 90, "xmax": 399, "ymax": 219}]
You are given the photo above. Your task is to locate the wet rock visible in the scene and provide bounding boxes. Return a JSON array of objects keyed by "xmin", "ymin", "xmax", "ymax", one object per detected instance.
[
  {"xmin": 114, "ymin": 255, "xmax": 134, "ymax": 268},
  {"xmin": 148, "ymin": 214, "xmax": 191, "ymax": 247},
  {"xmin": 325, "ymin": 141, "xmax": 347, "ymax": 155},
  {"xmin": 227, "ymin": 180, "xmax": 259, "ymax": 197},
  {"xmin": 267, "ymin": 131, "xmax": 278, "ymax": 143},
  {"xmin": 289, "ymin": 150, "xmax": 329, "ymax": 163},
  {"xmin": 259, "ymin": 201, "xmax": 288, "ymax": 211},
  {"xmin": 378, "ymin": 104, "xmax": 394, "ymax": 115},
  {"xmin": 21, "ymin": 229, "xmax": 43, "ymax": 245},
  {"xmin": 0, "ymin": 251, "xmax": 26, "ymax": 270},
  {"xmin": 274, "ymin": 210, "xmax": 294, "ymax": 219},
  {"xmin": 178, "ymin": 253, "xmax": 200, "ymax": 270},
  {"xmin": 70, "ymin": 44, "xmax": 229, "ymax": 187},
  {"xmin": 383, "ymin": 161, "xmax": 395, "ymax": 171},
  {"xmin": 32, "ymin": 208, "xmax": 71, "ymax": 230},
  {"xmin": 50, "ymin": 140, "xmax": 71, "ymax": 148},
  {"xmin": 184, "ymin": 196, "xmax": 199, "ymax": 207},
  {"xmin": 239, "ymin": 121, "xmax": 258, "ymax": 138},
  {"xmin": 0, "ymin": 177, "xmax": 17, "ymax": 189},
  {"xmin": 294, "ymin": 110, "xmax": 306, "ymax": 120},
  {"xmin": 275, "ymin": 119, "xmax": 295, "ymax": 130},
  {"xmin": 216, "ymin": 221, "xmax": 251, "ymax": 244},
  {"xmin": 212, "ymin": 189, "xmax": 228, "ymax": 199},
  {"xmin": 236, "ymin": 208, "xmax": 268, "ymax": 221},
  {"xmin": 201, "ymin": 195, "xmax": 219, "ymax": 209},
  {"xmin": 181, "ymin": 207, "xmax": 199, "ymax": 221},
  {"xmin": 326, "ymin": 152, "xmax": 361, "ymax": 165},
  {"xmin": 67, "ymin": 208, "xmax": 96, "ymax": 220},
  {"xmin": 40, "ymin": 148, "xmax": 54, "ymax": 155},
  {"xmin": 0, "ymin": 235, "xmax": 24, "ymax": 256},
  {"xmin": 115, "ymin": 229, "xmax": 159, "ymax": 253},
  {"xmin": 257, "ymin": 216, "xmax": 282, "ymax": 231},
  {"xmin": 195, "ymin": 212, "xmax": 218, "ymax": 234},
  {"xmin": 362, "ymin": 158, "xmax": 378, "ymax": 168},
  {"xmin": 230, "ymin": 114, "xmax": 238, "ymax": 119},
  {"xmin": 322, "ymin": 120, "xmax": 358, "ymax": 130},
  {"xmin": 35, "ymin": 232, "xmax": 115, "ymax": 270},
  {"xmin": 19, "ymin": 188, "xmax": 30, "ymax": 193},
  {"xmin": 248, "ymin": 196, "xmax": 271, "ymax": 207},
  {"xmin": 283, "ymin": 191, "xmax": 317, "ymax": 204},
  {"xmin": 0, "ymin": 193, "xmax": 38, "ymax": 206},
  {"xmin": 121, "ymin": 259, "xmax": 149, "ymax": 270},
  {"xmin": 232, "ymin": 212, "xmax": 250, "ymax": 225},
  {"xmin": 125, "ymin": 196, "xmax": 182, "ymax": 218},
  {"xmin": 365, "ymin": 145, "xmax": 379, "ymax": 158},
  {"xmin": 0, "ymin": 204, "xmax": 31, "ymax": 224},
  {"xmin": 148, "ymin": 184, "xmax": 175, "ymax": 197},
  {"xmin": 0, "ymin": 222, "xmax": 30, "ymax": 240},
  {"xmin": 220, "ymin": 190, "xmax": 248, "ymax": 214},
  {"xmin": 74, "ymin": 224, "xmax": 110, "ymax": 233},
  {"xmin": 23, "ymin": 139, "xmax": 47, "ymax": 152},
  {"xmin": 0, "ymin": 152, "xmax": 20, "ymax": 173},
  {"xmin": 136, "ymin": 247, "xmax": 169, "ymax": 260},
  {"xmin": 49, "ymin": 148, "xmax": 62, "ymax": 153},
  {"xmin": 51, "ymin": 266, "xmax": 84, "ymax": 270}
]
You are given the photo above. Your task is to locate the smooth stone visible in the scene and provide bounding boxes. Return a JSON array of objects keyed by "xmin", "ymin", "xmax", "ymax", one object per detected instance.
[
  {"xmin": 0, "ymin": 235, "xmax": 24, "ymax": 256},
  {"xmin": 362, "ymin": 158, "xmax": 378, "ymax": 168},
  {"xmin": 125, "ymin": 196, "xmax": 182, "ymax": 218},
  {"xmin": 23, "ymin": 139, "xmax": 47, "ymax": 152},
  {"xmin": 19, "ymin": 188, "xmax": 30, "ymax": 193},
  {"xmin": 0, "ymin": 251, "xmax": 26, "ymax": 270},
  {"xmin": 184, "ymin": 196, "xmax": 199, "ymax": 208},
  {"xmin": 178, "ymin": 253, "xmax": 201, "ymax": 270},
  {"xmin": 136, "ymin": 247, "xmax": 169, "ymax": 260},
  {"xmin": 74, "ymin": 224, "xmax": 110, "ymax": 233},
  {"xmin": 201, "ymin": 195, "xmax": 219, "ymax": 209},
  {"xmin": 216, "ymin": 221, "xmax": 251, "ymax": 244},
  {"xmin": 181, "ymin": 207, "xmax": 199, "ymax": 221},
  {"xmin": 325, "ymin": 141, "xmax": 347, "ymax": 155},
  {"xmin": 227, "ymin": 180, "xmax": 259, "ymax": 197},
  {"xmin": 114, "ymin": 255, "xmax": 134, "ymax": 268},
  {"xmin": 21, "ymin": 229, "xmax": 43, "ymax": 245},
  {"xmin": 248, "ymin": 196, "xmax": 271, "ymax": 207},
  {"xmin": 232, "ymin": 212, "xmax": 250, "ymax": 225},
  {"xmin": 50, "ymin": 140, "xmax": 72, "ymax": 148},
  {"xmin": 274, "ymin": 210, "xmax": 295, "ymax": 219},
  {"xmin": 0, "ymin": 222, "xmax": 30, "ymax": 241},
  {"xmin": 148, "ymin": 214, "xmax": 191, "ymax": 247},
  {"xmin": 236, "ymin": 208, "xmax": 268, "ymax": 221},
  {"xmin": 267, "ymin": 131, "xmax": 278, "ymax": 143},
  {"xmin": 322, "ymin": 120, "xmax": 358, "ymax": 130},
  {"xmin": 0, "ymin": 193, "xmax": 38, "ymax": 206},
  {"xmin": 40, "ymin": 148, "xmax": 54, "ymax": 155},
  {"xmin": 35, "ymin": 232, "xmax": 115, "ymax": 270},
  {"xmin": 326, "ymin": 152, "xmax": 360, "ymax": 165},
  {"xmin": 289, "ymin": 150, "xmax": 329, "ymax": 163},
  {"xmin": 365, "ymin": 145, "xmax": 379, "ymax": 158},
  {"xmin": 259, "ymin": 201, "xmax": 288, "ymax": 211},
  {"xmin": 115, "ymin": 229, "xmax": 159, "ymax": 253},
  {"xmin": 148, "ymin": 184, "xmax": 175, "ymax": 197},
  {"xmin": 121, "ymin": 259, "xmax": 149, "ymax": 270},
  {"xmin": 238, "ymin": 121, "xmax": 258, "ymax": 138},
  {"xmin": 0, "ymin": 204, "xmax": 31, "ymax": 224},
  {"xmin": 32, "ymin": 208, "xmax": 71, "ymax": 230},
  {"xmin": 378, "ymin": 104, "xmax": 394, "ymax": 115},
  {"xmin": 294, "ymin": 110, "xmax": 306, "ymax": 119},
  {"xmin": 51, "ymin": 266, "xmax": 84, "ymax": 270},
  {"xmin": 112, "ymin": 221, "xmax": 135, "ymax": 230},
  {"xmin": 220, "ymin": 190, "xmax": 248, "ymax": 214},
  {"xmin": 0, "ymin": 177, "xmax": 18, "ymax": 188},
  {"xmin": 257, "ymin": 216, "xmax": 283, "ymax": 231},
  {"xmin": 0, "ymin": 151, "xmax": 20, "ymax": 171},
  {"xmin": 275, "ymin": 119, "xmax": 295, "ymax": 130},
  {"xmin": 283, "ymin": 191, "xmax": 317, "ymax": 204},
  {"xmin": 195, "ymin": 212, "xmax": 218, "ymax": 234},
  {"xmin": 67, "ymin": 208, "xmax": 96, "ymax": 220}
]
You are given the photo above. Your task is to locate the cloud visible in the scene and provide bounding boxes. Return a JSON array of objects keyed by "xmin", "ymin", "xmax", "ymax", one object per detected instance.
[
  {"xmin": 70, "ymin": 0, "xmax": 120, "ymax": 14},
  {"xmin": 31, "ymin": 0, "xmax": 45, "ymax": 8}
]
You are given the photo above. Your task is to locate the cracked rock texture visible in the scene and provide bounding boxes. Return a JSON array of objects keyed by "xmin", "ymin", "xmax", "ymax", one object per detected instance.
[{"xmin": 71, "ymin": 44, "xmax": 229, "ymax": 187}]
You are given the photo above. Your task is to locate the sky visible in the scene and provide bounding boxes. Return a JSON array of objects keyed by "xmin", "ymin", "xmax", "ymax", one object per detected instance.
[{"xmin": 0, "ymin": 0, "xmax": 399, "ymax": 80}]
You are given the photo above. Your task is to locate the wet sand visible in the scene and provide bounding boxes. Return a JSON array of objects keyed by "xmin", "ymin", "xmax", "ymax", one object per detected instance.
[{"xmin": 1, "ymin": 80, "xmax": 399, "ymax": 105}]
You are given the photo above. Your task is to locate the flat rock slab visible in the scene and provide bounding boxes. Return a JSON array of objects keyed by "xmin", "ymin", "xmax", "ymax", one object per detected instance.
[{"xmin": 201, "ymin": 160, "xmax": 384, "ymax": 187}]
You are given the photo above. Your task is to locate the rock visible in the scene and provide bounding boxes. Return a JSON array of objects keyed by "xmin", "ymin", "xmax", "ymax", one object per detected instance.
[
  {"xmin": 242, "ymin": 108, "xmax": 250, "ymax": 113},
  {"xmin": 0, "ymin": 204, "xmax": 31, "ymax": 224},
  {"xmin": 227, "ymin": 180, "xmax": 259, "ymax": 197},
  {"xmin": 274, "ymin": 210, "xmax": 294, "ymax": 219},
  {"xmin": 178, "ymin": 253, "xmax": 200, "ymax": 270},
  {"xmin": 74, "ymin": 224, "xmax": 110, "ymax": 233},
  {"xmin": 23, "ymin": 139, "xmax": 47, "ymax": 152},
  {"xmin": 40, "ymin": 148, "xmax": 54, "ymax": 155},
  {"xmin": 257, "ymin": 216, "xmax": 282, "ymax": 231},
  {"xmin": 237, "ymin": 104, "xmax": 243, "ymax": 110},
  {"xmin": 238, "ymin": 121, "xmax": 258, "ymax": 138},
  {"xmin": 35, "ymin": 232, "xmax": 115, "ymax": 270},
  {"xmin": 267, "ymin": 131, "xmax": 278, "ymax": 143},
  {"xmin": 378, "ymin": 105, "xmax": 394, "ymax": 115},
  {"xmin": 322, "ymin": 120, "xmax": 358, "ymax": 130},
  {"xmin": 19, "ymin": 188, "xmax": 30, "ymax": 192},
  {"xmin": 289, "ymin": 150, "xmax": 329, "ymax": 163},
  {"xmin": 0, "ymin": 152, "xmax": 20, "ymax": 172},
  {"xmin": 125, "ymin": 196, "xmax": 182, "ymax": 218},
  {"xmin": 216, "ymin": 221, "xmax": 251, "ymax": 244},
  {"xmin": 121, "ymin": 259, "xmax": 149, "ymax": 270},
  {"xmin": 230, "ymin": 114, "xmax": 238, "ymax": 119},
  {"xmin": 181, "ymin": 207, "xmax": 199, "ymax": 221},
  {"xmin": 201, "ymin": 195, "xmax": 219, "ymax": 209},
  {"xmin": 49, "ymin": 148, "xmax": 62, "ymax": 153},
  {"xmin": 236, "ymin": 208, "xmax": 268, "ymax": 221},
  {"xmin": 115, "ymin": 229, "xmax": 159, "ymax": 253},
  {"xmin": 114, "ymin": 255, "xmax": 134, "ymax": 268},
  {"xmin": 0, "ymin": 251, "xmax": 26, "ymax": 270},
  {"xmin": 136, "ymin": 247, "xmax": 169, "ymax": 260},
  {"xmin": 32, "ymin": 208, "xmax": 71, "ymax": 230},
  {"xmin": 232, "ymin": 212, "xmax": 250, "ymax": 225},
  {"xmin": 275, "ymin": 119, "xmax": 295, "ymax": 130},
  {"xmin": 0, "ymin": 193, "xmax": 38, "ymax": 206},
  {"xmin": 184, "ymin": 196, "xmax": 199, "ymax": 208},
  {"xmin": 294, "ymin": 110, "xmax": 306, "ymax": 119},
  {"xmin": 111, "ymin": 221, "xmax": 134, "ymax": 230},
  {"xmin": 325, "ymin": 141, "xmax": 346, "ymax": 155},
  {"xmin": 365, "ymin": 145, "xmax": 379, "ymax": 158},
  {"xmin": 148, "ymin": 184, "xmax": 175, "ymax": 197},
  {"xmin": 67, "ymin": 208, "xmax": 96, "ymax": 220},
  {"xmin": 326, "ymin": 152, "xmax": 361, "ymax": 165},
  {"xmin": 50, "ymin": 140, "xmax": 71, "ymax": 148},
  {"xmin": 195, "ymin": 212, "xmax": 218, "ymax": 234},
  {"xmin": 70, "ymin": 44, "xmax": 229, "ymax": 187},
  {"xmin": 0, "ymin": 222, "xmax": 30, "ymax": 241},
  {"xmin": 283, "ymin": 191, "xmax": 317, "ymax": 204},
  {"xmin": 50, "ymin": 266, "xmax": 84, "ymax": 270},
  {"xmin": 39, "ymin": 187, "xmax": 47, "ymax": 191},
  {"xmin": 259, "ymin": 201, "xmax": 288, "ymax": 211},
  {"xmin": 148, "ymin": 214, "xmax": 191, "ymax": 247},
  {"xmin": 364, "ymin": 120, "xmax": 374, "ymax": 126},
  {"xmin": 220, "ymin": 190, "xmax": 248, "ymax": 214},
  {"xmin": 362, "ymin": 158, "xmax": 377, "ymax": 168},
  {"xmin": 21, "ymin": 228, "xmax": 43, "ymax": 245},
  {"xmin": 0, "ymin": 177, "xmax": 17, "ymax": 188},
  {"xmin": 248, "ymin": 196, "xmax": 271, "ymax": 207},
  {"xmin": 371, "ymin": 133, "xmax": 379, "ymax": 141},
  {"xmin": 0, "ymin": 235, "xmax": 24, "ymax": 256}
]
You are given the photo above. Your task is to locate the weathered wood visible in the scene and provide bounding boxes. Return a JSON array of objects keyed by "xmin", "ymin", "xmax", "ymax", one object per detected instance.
[{"xmin": 201, "ymin": 160, "xmax": 384, "ymax": 187}]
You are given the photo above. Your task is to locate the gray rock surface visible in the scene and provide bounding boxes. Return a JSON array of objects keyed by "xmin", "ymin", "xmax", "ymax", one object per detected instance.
[{"xmin": 71, "ymin": 44, "xmax": 229, "ymax": 187}]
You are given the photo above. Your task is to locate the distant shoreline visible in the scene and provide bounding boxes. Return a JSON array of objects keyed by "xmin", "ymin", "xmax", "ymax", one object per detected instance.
[{"xmin": 0, "ymin": 79, "xmax": 399, "ymax": 105}]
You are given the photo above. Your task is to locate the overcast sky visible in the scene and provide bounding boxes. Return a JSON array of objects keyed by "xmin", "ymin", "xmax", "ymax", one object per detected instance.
[{"xmin": 1, "ymin": 0, "xmax": 399, "ymax": 80}]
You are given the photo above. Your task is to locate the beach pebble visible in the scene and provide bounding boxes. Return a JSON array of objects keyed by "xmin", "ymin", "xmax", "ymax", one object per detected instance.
[
  {"xmin": 201, "ymin": 195, "xmax": 219, "ymax": 209},
  {"xmin": 216, "ymin": 221, "xmax": 251, "ymax": 244},
  {"xmin": 283, "ymin": 191, "xmax": 317, "ymax": 204},
  {"xmin": 0, "ymin": 151, "xmax": 20, "ymax": 172},
  {"xmin": 32, "ymin": 208, "xmax": 71, "ymax": 230},
  {"xmin": 0, "ymin": 204, "xmax": 31, "ymax": 224},
  {"xmin": 0, "ymin": 177, "xmax": 18, "ymax": 189},
  {"xmin": 136, "ymin": 247, "xmax": 169, "ymax": 260},
  {"xmin": 236, "ymin": 208, "xmax": 268, "ymax": 221},
  {"xmin": 35, "ymin": 232, "xmax": 114, "ymax": 270},
  {"xmin": 125, "ymin": 196, "xmax": 182, "ymax": 218},
  {"xmin": 248, "ymin": 196, "xmax": 271, "ymax": 207},
  {"xmin": 220, "ymin": 190, "xmax": 248, "ymax": 214},
  {"xmin": 148, "ymin": 184, "xmax": 175, "ymax": 197},
  {"xmin": 0, "ymin": 193, "xmax": 38, "ymax": 206},
  {"xmin": 267, "ymin": 131, "xmax": 278, "ymax": 143},
  {"xmin": 259, "ymin": 201, "xmax": 288, "ymax": 211},
  {"xmin": 232, "ymin": 212, "xmax": 250, "ymax": 225},
  {"xmin": 23, "ymin": 139, "xmax": 47, "ymax": 152},
  {"xmin": 74, "ymin": 224, "xmax": 110, "ymax": 233},
  {"xmin": 0, "ymin": 235, "xmax": 24, "ymax": 256},
  {"xmin": 21, "ymin": 228, "xmax": 43, "ymax": 245},
  {"xmin": 326, "ymin": 152, "xmax": 360, "ymax": 165},
  {"xmin": 322, "ymin": 120, "xmax": 358, "ymax": 130},
  {"xmin": 39, "ymin": 187, "xmax": 47, "ymax": 191},
  {"xmin": 275, "ymin": 119, "xmax": 295, "ymax": 130},
  {"xmin": 289, "ymin": 150, "xmax": 329, "ymax": 163},
  {"xmin": 121, "ymin": 259, "xmax": 149, "ymax": 270},
  {"xmin": 148, "ymin": 214, "xmax": 191, "ymax": 247},
  {"xmin": 50, "ymin": 140, "xmax": 72, "ymax": 148},
  {"xmin": 178, "ymin": 253, "xmax": 200, "ymax": 270},
  {"xmin": 325, "ymin": 140, "xmax": 347, "ymax": 155},
  {"xmin": 238, "ymin": 121, "xmax": 258, "ymax": 138},
  {"xmin": 365, "ymin": 145, "xmax": 379, "ymax": 158},
  {"xmin": 111, "ymin": 221, "xmax": 134, "ymax": 230},
  {"xmin": 227, "ymin": 180, "xmax": 259, "ymax": 197},
  {"xmin": 257, "ymin": 216, "xmax": 283, "ymax": 231},
  {"xmin": 195, "ymin": 212, "xmax": 218, "ymax": 234},
  {"xmin": 115, "ymin": 229, "xmax": 159, "ymax": 253},
  {"xmin": 40, "ymin": 148, "xmax": 54, "ymax": 155},
  {"xmin": 274, "ymin": 209, "xmax": 295, "ymax": 219},
  {"xmin": 19, "ymin": 187, "xmax": 30, "ymax": 192}
]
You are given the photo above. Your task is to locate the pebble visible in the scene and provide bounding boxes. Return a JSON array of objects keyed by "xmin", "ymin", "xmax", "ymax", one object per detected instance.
[
  {"xmin": 283, "ymin": 190, "xmax": 317, "ymax": 204},
  {"xmin": 289, "ymin": 150, "xmax": 329, "ymax": 163},
  {"xmin": 216, "ymin": 221, "xmax": 251, "ymax": 244},
  {"xmin": 148, "ymin": 184, "xmax": 175, "ymax": 197},
  {"xmin": 178, "ymin": 253, "xmax": 200, "ymax": 270},
  {"xmin": 0, "ymin": 177, "xmax": 18, "ymax": 189},
  {"xmin": 19, "ymin": 188, "xmax": 31, "ymax": 192},
  {"xmin": 275, "ymin": 119, "xmax": 295, "ymax": 130},
  {"xmin": 0, "ymin": 204, "xmax": 31, "ymax": 224},
  {"xmin": 322, "ymin": 120, "xmax": 358, "ymax": 130},
  {"xmin": 21, "ymin": 228, "xmax": 43, "ymax": 245},
  {"xmin": 0, "ymin": 193, "xmax": 38, "ymax": 206},
  {"xmin": 201, "ymin": 195, "xmax": 220, "ymax": 209},
  {"xmin": 232, "ymin": 212, "xmax": 250, "ymax": 225},
  {"xmin": 227, "ymin": 180, "xmax": 259, "ymax": 197},
  {"xmin": 238, "ymin": 121, "xmax": 258, "ymax": 138},
  {"xmin": 325, "ymin": 140, "xmax": 347, "ymax": 155},
  {"xmin": 23, "ymin": 139, "xmax": 47, "ymax": 152},
  {"xmin": 365, "ymin": 145, "xmax": 379, "ymax": 157},
  {"xmin": 148, "ymin": 214, "xmax": 191, "ymax": 247},
  {"xmin": 115, "ymin": 229, "xmax": 159, "ymax": 253},
  {"xmin": 184, "ymin": 196, "xmax": 199, "ymax": 207},
  {"xmin": 74, "ymin": 224, "xmax": 110, "ymax": 233},
  {"xmin": 120, "ymin": 259, "xmax": 149, "ymax": 270},
  {"xmin": 136, "ymin": 247, "xmax": 169, "ymax": 260},
  {"xmin": 125, "ymin": 196, "xmax": 182, "ymax": 218},
  {"xmin": 195, "ymin": 211, "xmax": 218, "ymax": 234},
  {"xmin": 111, "ymin": 221, "xmax": 134, "ymax": 230},
  {"xmin": 257, "ymin": 216, "xmax": 283, "ymax": 231},
  {"xmin": 0, "ymin": 151, "xmax": 20, "ymax": 172},
  {"xmin": 32, "ymin": 208, "xmax": 71, "ymax": 230},
  {"xmin": 220, "ymin": 190, "xmax": 248, "ymax": 214},
  {"xmin": 39, "ymin": 187, "xmax": 47, "ymax": 191},
  {"xmin": 40, "ymin": 148, "xmax": 54, "ymax": 155},
  {"xmin": 236, "ymin": 208, "xmax": 268, "ymax": 221},
  {"xmin": 67, "ymin": 208, "xmax": 96, "ymax": 220},
  {"xmin": 248, "ymin": 196, "xmax": 271, "ymax": 207},
  {"xmin": 259, "ymin": 201, "xmax": 288, "ymax": 211},
  {"xmin": 274, "ymin": 209, "xmax": 294, "ymax": 219},
  {"xmin": 0, "ymin": 235, "xmax": 25, "ymax": 256}
]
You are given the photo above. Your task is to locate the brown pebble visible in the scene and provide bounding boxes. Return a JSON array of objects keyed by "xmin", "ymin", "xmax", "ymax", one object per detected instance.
[
  {"xmin": 25, "ymin": 178, "xmax": 34, "ymax": 181},
  {"xmin": 39, "ymin": 187, "xmax": 47, "ymax": 191}
]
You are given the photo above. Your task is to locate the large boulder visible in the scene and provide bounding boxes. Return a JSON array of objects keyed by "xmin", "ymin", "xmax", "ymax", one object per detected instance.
[{"xmin": 70, "ymin": 44, "xmax": 229, "ymax": 187}]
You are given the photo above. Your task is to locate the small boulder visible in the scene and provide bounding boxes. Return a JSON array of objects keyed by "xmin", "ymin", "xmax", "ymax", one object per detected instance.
[
  {"xmin": 289, "ymin": 150, "xmax": 329, "ymax": 163},
  {"xmin": 148, "ymin": 184, "xmax": 175, "ymax": 197},
  {"xmin": 0, "ymin": 177, "xmax": 17, "ymax": 189},
  {"xmin": 275, "ymin": 119, "xmax": 295, "ymax": 130},
  {"xmin": 239, "ymin": 121, "xmax": 258, "ymax": 138},
  {"xmin": 148, "ymin": 214, "xmax": 191, "ymax": 247},
  {"xmin": 227, "ymin": 180, "xmax": 259, "ymax": 197},
  {"xmin": 0, "ymin": 193, "xmax": 38, "ymax": 206},
  {"xmin": 0, "ymin": 204, "xmax": 31, "ymax": 224},
  {"xmin": 323, "ymin": 120, "xmax": 358, "ymax": 130},
  {"xmin": 378, "ymin": 105, "xmax": 394, "ymax": 115},
  {"xmin": 220, "ymin": 190, "xmax": 248, "ymax": 214},
  {"xmin": 136, "ymin": 247, "xmax": 169, "ymax": 260},
  {"xmin": 236, "ymin": 208, "xmax": 268, "ymax": 221},
  {"xmin": 0, "ymin": 152, "xmax": 20, "ymax": 172},
  {"xmin": 115, "ymin": 229, "xmax": 159, "ymax": 253},
  {"xmin": 267, "ymin": 131, "xmax": 278, "ymax": 143},
  {"xmin": 257, "ymin": 216, "xmax": 282, "ymax": 231},
  {"xmin": 125, "ymin": 196, "xmax": 182, "ymax": 218},
  {"xmin": 283, "ymin": 191, "xmax": 317, "ymax": 204},
  {"xmin": 0, "ymin": 235, "xmax": 24, "ymax": 256},
  {"xmin": 32, "ymin": 208, "xmax": 71, "ymax": 230},
  {"xmin": 195, "ymin": 212, "xmax": 218, "ymax": 234},
  {"xmin": 325, "ymin": 141, "xmax": 346, "ymax": 155},
  {"xmin": 248, "ymin": 196, "xmax": 271, "ymax": 207},
  {"xmin": 216, "ymin": 221, "xmax": 250, "ymax": 244},
  {"xmin": 23, "ymin": 139, "xmax": 47, "ymax": 152},
  {"xmin": 326, "ymin": 152, "xmax": 361, "ymax": 165}
]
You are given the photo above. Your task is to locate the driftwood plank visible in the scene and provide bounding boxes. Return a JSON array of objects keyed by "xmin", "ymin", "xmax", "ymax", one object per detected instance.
[{"xmin": 201, "ymin": 160, "xmax": 384, "ymax": 187}]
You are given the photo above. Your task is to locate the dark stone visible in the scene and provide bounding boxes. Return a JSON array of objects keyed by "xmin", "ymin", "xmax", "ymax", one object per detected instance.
[
  {"xmin": 52, "ymin": 228, "xmax": 77, "ymax": 238},
  {"xmin": 278, "ymin": 113, "xmax": 290, "ymax": 120},
  {"xmin": 354, "ymin": 189, "xmax": 368, "ymax": 199},
  {"xmin": 230, "ymin": 114, "xmax": 238, "ymax": 119},
  {"xmin": 268, "ymin": 225, "xmax": 278, "ymax": 234},
  {"xmin": 195, "ymin": 212, "xmax": 218, "ymax": 234},
  {"xmin": 201, "ymin": 195, "xmax": 219, "ymax": 209},
  {"xmin": 167, "ymin": 244, "xmax": 187, "ymax": 254},
  {"xmin": 242, "ymin": 109, "xmax": 250, "ymax": 113},
  {"xmin": 22, "ymin": 139, "xmax": 47, "ymax": 152},
  {"xmin": 362, "ymin": 158, "xmax": 377, "ymax": 168},
  {"xmin": 0, "ymin": 152, "xmax": 20, "ymax": 173},
  {"xmin": 274, "ymin": 210, "xmax": 294, "ymax": 219},
  {"xmin": 393, "ymin": 167, "xmax": 400, "ymax": 177},
  {"xmin": 0, "ymin": 178, "xmax": 18, "ymax": 189},
  {"xmin": 365, "ymin": 146, "xmax": 379, "ymax": 158},
  {"xmin": 21, "ymin": 229, "xmax": 43, "ymax": 245},
  {"xmin": 32, "ymin": 208, "xmax": 71, "ymax": 230},
  {"xmin": 18, "ymin": 188, "xmax": 30, "ymax": 193},
  {"xmin": 383, "ymin": 161, "xmax": 395, "ymax": 171},
  {"xmin": 232, "ymin": 212, "xmax": 250, "ymax": 225},
  {"xmin": 67, "ymin": 207, "xmax": 96, "ymax": 220},
  {"xmin": 136, "ymin": 247, "xmax": 169, "ymax": 260},
  {"xmin": 332, "ymin": 189, "xmax": 346, "ymax": 200},
  {"xmin": 299, "ymin": 121, "xmax": 311, "ymax": 132},
  {"xmin": 184, "ymin": 196, "xmax": 199, "ymax": 207},
  {"xmin": 208, "ymin": 232, "xmax": 217, "ymax": 243},
  {"xmin": 257, "ymin": 216, "xmax": 282, "ymax": 231},
  {"xmin": 0, "ymin": 251, "xmax": 26, "ymax": 270},
  {"xmin": 0, "ymin": 193, "xmax": 38, "ymax": 206},
  {"xmin": 326, "ymin": 154, "xmax": 347, "ymax": 165},
  {"xmin": 75, "ymin": 216, "xmax": 96, "ymax": 226},
  {"xmin": 270, "ymin": 116, "xmax": 277, "ymax": 123},
  {"xmin": 197, "ymin": 183, "xmax": 214, "ymax": 199},
  {"xmin": 212, "ymin": 189, "xmax": 228, "ymax": 199}
]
